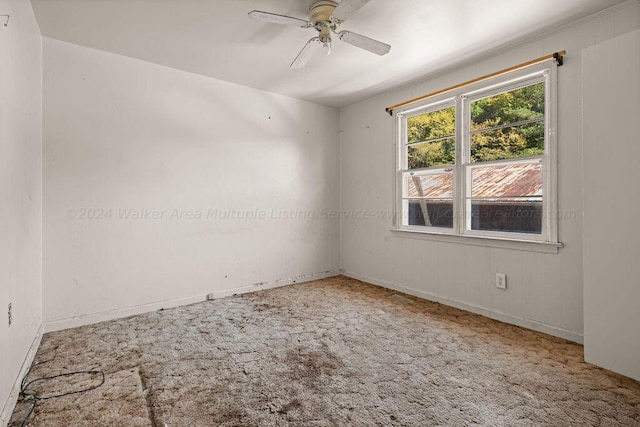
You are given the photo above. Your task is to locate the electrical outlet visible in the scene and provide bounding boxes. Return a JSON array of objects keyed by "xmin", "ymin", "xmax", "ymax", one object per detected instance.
[
  {"xmin": 495, "ymin": 273, "xmax": 507, "ymax": 290},
  {"xmin": 8, "ymin": 303, "xmax": 12, "ymax": 326}
]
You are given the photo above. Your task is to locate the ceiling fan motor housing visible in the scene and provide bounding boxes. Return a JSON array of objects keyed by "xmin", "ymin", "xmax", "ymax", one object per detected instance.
[
  {"xmin": 309, "ymin": 0, "xmax": 338, "ymax": 24},
  {"xmin": 309, "ymin": 0, "xmax": 338, "ymax": 42}
]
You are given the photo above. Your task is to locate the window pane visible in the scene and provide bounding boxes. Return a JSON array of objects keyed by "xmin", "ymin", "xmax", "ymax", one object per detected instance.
[
  {"xmin": 470, "ymin": 162, "xmax": 542, "ymax": 198},
  {"xmin": 470, "ymin": 200, "xmax": 542, "ymax": 234},
  {"xmin": 468, "ymin": 162, "xmax": 542, "ymax": 234},
  {"xmin": 471, "ymin": 82, "xmax": 545, "ymax": 132},
  {"xmin": 403, "ymin": 171, "xmax": 453, "ymax": 228},
  {"xmin": 408, "ymin": 139, "xmax": 455, "ymax": 169},
  {"xmin": 470, "ymin": 81, "xmax": 545, "ymax": 162},
  {"xmin": 405, "ymin": 199, "xmax": 453, "ymax": 228},
  {"xmin": 406, "ymin": 172, "xmax": 453, "ymax": 199},
  {"xmin": 405, "ymin": 105, "xmax": 456, "ymax": 168},
  {"xmin": 470, "ymin": 122, "xmax": 544, "ymax": 162}
]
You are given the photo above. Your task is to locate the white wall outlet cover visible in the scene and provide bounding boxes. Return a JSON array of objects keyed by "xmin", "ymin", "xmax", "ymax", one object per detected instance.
[{"xmin": 496, "ymin": 273, "xmax": 507, "ymax": 290}]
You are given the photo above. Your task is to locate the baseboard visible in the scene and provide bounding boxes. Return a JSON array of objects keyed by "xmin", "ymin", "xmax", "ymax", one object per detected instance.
[
  {"xmin": 43, "ymin": 293, "xmax": 209, "ymax": 333},
  {"xmin": 208, "ymin": 270, "xmax": 338, "ymax": 299},
  {"xmin": 44, "ymin": 270, "xmax": 339, "ymax": 333},
  {"xmin": 0, "ymin": 324, "xmax": 43, "ymax": 427},
  {"xmin": 343, "ymin": 271, "xmax": 584, "ymax": 344}
]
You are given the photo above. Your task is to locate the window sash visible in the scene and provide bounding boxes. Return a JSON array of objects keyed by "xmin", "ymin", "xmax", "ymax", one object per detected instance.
[
  {"xmin": 463, "ymin": 157, "xmax": 545, "ymax": 240},
  {"xmin": 399, "ymin": 168, "xmax": 456, "ymax": 231},
  {"xmin": 401, "ymin": 99, "xmax": 456, "ymax": 171}
]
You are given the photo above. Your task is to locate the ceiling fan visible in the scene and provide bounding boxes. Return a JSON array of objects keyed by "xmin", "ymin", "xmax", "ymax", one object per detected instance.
[{"xmin": 249, "ymin": 0, "xmax": 391, "ymax": 68}]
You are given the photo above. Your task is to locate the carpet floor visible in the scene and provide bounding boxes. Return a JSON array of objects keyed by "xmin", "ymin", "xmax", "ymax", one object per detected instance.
[{"xmin": 9, "ymin": 276, "xmax": 640, "ymax": 426}]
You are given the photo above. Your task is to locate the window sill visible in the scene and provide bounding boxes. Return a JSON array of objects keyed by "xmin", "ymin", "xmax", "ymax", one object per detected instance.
[{"xmin": 390, "ymin": 229, "xmax": 563, "ymax": 253}]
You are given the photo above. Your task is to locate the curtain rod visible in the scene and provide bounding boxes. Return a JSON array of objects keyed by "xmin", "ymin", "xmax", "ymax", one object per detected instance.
[{"xmin": 385, "ymin": 50, "xmax": 565, "ymax": 116}]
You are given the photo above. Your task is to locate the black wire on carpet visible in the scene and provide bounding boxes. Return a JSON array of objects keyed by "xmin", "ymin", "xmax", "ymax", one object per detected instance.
[{"xmin": 17, "ymin": 360, "xmax": 105, "ymax": 427}]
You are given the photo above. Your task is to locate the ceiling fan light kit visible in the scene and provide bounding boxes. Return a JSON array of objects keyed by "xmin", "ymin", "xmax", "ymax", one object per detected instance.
[{"xmin": 248, "ymin": 0, "xmax": 391, "ymax": 69}]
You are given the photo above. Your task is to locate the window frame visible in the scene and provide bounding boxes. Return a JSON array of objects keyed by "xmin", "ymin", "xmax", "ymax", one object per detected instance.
[
  {"xmin": 394, "ymin": 61, "xmax": 559, "ymax": 247},
  {"xmin": 397, "ymin": 98, "xmax": 458, "ymax": 234}
]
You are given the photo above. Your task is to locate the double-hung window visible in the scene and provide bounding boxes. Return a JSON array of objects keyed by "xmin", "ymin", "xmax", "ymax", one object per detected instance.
[{"xmin": 396, "ymin": 62, "xmax": 558, "ymax": 245}]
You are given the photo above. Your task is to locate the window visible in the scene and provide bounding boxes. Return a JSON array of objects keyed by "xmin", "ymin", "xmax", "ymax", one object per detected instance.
[{"xmin": 396, "ymin": 64, "xmax": 557, "ymax": 244}]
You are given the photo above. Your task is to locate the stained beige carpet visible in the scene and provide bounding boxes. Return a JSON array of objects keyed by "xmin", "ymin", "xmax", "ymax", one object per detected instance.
[
  {"xmin": 10, "ymin": 367, "xmax": 152, "ymax": 426},
  {"xmin": 9, "ymin": 276, "xmax": 640, "ymax": 426}
]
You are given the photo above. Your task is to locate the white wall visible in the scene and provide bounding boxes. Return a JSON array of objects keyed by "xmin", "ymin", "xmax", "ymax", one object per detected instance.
[
  {"xmin": 42, "ymin": 38, "xmax": 340, "ymax": 329},
  {"xmin": 583, "ymin": 29, "xmax": 640, "ymax": 381},
  {"xmin": 0, "ymin": 0, "xmax": 43, "ymax": 422},
  {"xmin": 340, "ymin": 2, "xmax": 640, "ymax": 343}
]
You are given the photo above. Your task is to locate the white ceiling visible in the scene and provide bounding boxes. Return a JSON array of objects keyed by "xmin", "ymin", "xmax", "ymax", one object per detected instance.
[{"xmin": 30, "ymin": 0, "xmax": 626, "ymax": 108}]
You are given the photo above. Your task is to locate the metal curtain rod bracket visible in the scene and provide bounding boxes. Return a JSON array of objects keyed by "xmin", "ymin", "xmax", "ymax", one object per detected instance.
[
  {"xmin": 385, "ymin": 50, "xmax": 566, "ymax": 116},
  {"xmin": 553, "ymin": 52, "xmax": 564, "ymax": 66},
  {"xmin": 1, "ymin": 14, "xmax": 9, "ymax": 27}
]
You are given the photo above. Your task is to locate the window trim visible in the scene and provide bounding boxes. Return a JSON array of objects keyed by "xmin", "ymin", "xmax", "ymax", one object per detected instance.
[{"xmin": 393, "ymin": 61, "xmax": 560, "ymax": 249}]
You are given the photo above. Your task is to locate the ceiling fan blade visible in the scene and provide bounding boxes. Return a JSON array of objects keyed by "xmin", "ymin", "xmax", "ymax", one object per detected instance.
[
  {"xmin": 290, "ymin": 38, "xmax": 323, "ymax": 69},
  {"xmin": 338, "ymin": 31, "xmax": 391, "ymax": 55},
  {"xmin": 248, "ymin": 10, "xmax": 311, "ymax": 28},
  {"xmin": 331, "ymin": 0, "xmax": 370, "ymax": 22}
]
